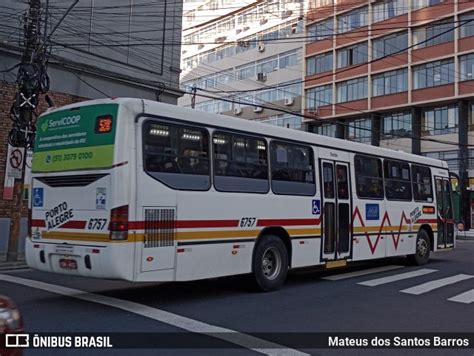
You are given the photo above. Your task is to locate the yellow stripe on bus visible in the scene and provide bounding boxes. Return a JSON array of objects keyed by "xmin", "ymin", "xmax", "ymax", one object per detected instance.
[
  {"xmin": 38, "ymin": 227, "xmax": 322, "ymax": 244},
  {"xmin": 353, "ymin": 225, "xmax": 410, "ymax": 233}
]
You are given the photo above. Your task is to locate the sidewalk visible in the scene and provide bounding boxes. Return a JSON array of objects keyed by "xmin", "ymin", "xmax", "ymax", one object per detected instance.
[
  {"xmin": 0, "ymin": 260, "xmax": 28, "ymax": 271},
  {"xmin": 457, "ymin": 230, "xmax": 474, "ymax": 240}
]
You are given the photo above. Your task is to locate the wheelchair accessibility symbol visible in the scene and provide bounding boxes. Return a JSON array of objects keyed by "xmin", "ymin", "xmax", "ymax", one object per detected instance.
[{"xmin": 33, "ymin": 187, "xmax": 44, "ymax": 207}]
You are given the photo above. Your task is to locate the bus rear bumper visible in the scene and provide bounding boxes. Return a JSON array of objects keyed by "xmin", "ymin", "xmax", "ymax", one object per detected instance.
[{"xmin": 25, "ymin": 238, "xmax": 134, "ymax": 281}]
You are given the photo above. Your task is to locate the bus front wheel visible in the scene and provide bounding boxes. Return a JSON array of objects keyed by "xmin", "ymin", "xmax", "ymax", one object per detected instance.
[
  {"xmin": 252, "ymin": 235, "xmax": 288, "ymax": 292},
  {"xmin": 408, "ymin": 229, "xmax": 431, "ymax": 266}
]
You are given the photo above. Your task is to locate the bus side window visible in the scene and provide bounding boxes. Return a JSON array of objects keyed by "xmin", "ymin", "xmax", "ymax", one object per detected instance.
[
  {"xmin": 384, "ymin": 159, "xmax": 412, "ymax": 201},
  {"xmin": 270, "ymin": 141, "xmax": 315, "ymax": 196},
  {"xmin": 412, "ymin": 165, "xmax": 433, "ymax": 202},
  {"xmin": 143, "ymin": 121, "xmax": 211, "ymax": 190},
  {"xmin": 354, "ymin": 155, "xmax": 384, "ymax": 199},
  {"xmin": 213, "ymin": 132, "xmax": 269, "ymax": 193}
]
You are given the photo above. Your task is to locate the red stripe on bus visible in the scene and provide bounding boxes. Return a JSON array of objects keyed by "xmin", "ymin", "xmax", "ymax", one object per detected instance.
[
  {"xmin": 128, "ymin": 220, "xmax": 240, "ymax": 230},
  {"xmin": 61, "ymin": 221, "xmax": 87, "ymax": 229},
  {"xmin": 416, "ymin": 219, "xmax": 438, "ymax": 224},
  {"xmin": 31, "ymin": 219, "xmax": 86, "ymax": 229},
  {"xmin": 257, "ymin": 218, "xmax": 320, "ymax": 227},
  {"xmin": 31, "ymin": 219, "xmax": 46, "ymax": 227}
]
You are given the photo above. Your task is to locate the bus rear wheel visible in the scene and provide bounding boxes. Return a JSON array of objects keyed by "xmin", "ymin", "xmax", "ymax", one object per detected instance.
[
  {"xmin": 252, "ymin": 235, "xmax": 288, "ymax": 292},
  {"xmin": 408, "ymin": 229, "xmax": 430, "ymax": 266}
]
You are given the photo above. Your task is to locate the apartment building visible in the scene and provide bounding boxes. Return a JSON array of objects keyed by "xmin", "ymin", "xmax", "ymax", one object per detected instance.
[
  {"xmin": 180, "ymin": 0, "xmax": 306, "ymax": 129},
  {"xmin": 303, "ymin": 0, "xmax": 474, "ymax": 228}
]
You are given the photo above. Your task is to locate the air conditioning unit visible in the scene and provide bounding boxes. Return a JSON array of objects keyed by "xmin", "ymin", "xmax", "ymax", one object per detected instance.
[
  {"xmin": 257, "ymin": 72, "xmax": 267, "ymax": 82},
  {"xmin": 198, "ymin": 44, "xmax": 204, "ymax": 49},
  {"xmin": 258, "ymin": 43, "xmax": 265, "ymax": 52},
  {"xmin": 260, "ymin": 17, "xmax": 268, "ymax": 25},
  {"xmin": 291, "ymin": 23, "xmax": 298, "ymax": 34},
  {"xmin": 243, "ymin": 26, "xmax": 250, "ymax": 31},
  {"xmin": 284, "ymin": 97, "xmax": 294, "ymax": 106},
  {"xmin": 253, "ymin": 106, "xmax": 263, "ymax": 113},
  {"xmin": 234, "ymin": 107, "xmax": 242, "ymax": 115},
  {"xmin": 236, "ymin": 27, "xmax": 243, "ymax": 34},
  {"xmin": 281, "ymin": 10, "xmax": 292, "ymax": 19}
]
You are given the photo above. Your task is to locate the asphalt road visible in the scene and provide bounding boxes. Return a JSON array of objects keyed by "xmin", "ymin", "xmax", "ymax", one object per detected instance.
[{"xmin": 1, "ymin": 240, "xmax": 473, "ymax": 356}]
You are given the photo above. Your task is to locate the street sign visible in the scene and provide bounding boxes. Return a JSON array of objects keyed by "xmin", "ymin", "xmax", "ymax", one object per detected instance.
[
  {"xmin": 3, "ymin": 144, "xmax": 25, "ymax": 200},
  {"xmin": 6, "ymin": 145, "xmax": 24, "ymax": 179}
]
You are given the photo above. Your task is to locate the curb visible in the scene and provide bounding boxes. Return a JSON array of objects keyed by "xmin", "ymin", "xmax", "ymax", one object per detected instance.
[
  {"xmin": 0, "ymin": 262, "xmax": 28, "ymax": 271},
  {"xmin": 457, "ymin": 236, "xmax": 474, "ymax": 240}
]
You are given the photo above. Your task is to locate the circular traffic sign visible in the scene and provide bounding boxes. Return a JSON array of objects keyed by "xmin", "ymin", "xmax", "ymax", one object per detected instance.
[{"xmin": 9, "ymin": 149, "xmax": 23, "ymax": 169}]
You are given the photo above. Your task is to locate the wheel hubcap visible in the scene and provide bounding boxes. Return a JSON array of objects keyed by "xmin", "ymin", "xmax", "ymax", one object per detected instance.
[
  {"xmin": 261, "ymin": 247, "xmax": 281, "ymax": 280},
  {"xmin": 417, "ymin": 239, "xmax": 428, "ymax": 257}
]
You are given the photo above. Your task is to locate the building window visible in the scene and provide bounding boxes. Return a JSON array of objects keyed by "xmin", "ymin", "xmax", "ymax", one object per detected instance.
[
  {"xmin": 306, "ymin": 84, "xmax": 332, "ymax": 109},
  {"xmin": 260, "ymin": 114, "xmax": 302, "ymax": 130},
  {"xmin": 310, "ymin": 0, "xmax": 334, "ymax": 7},
  {"xmin": 460, "ymin": 13, "xmax": 474, "ymax": 38},
  {"xmin": 354, "ymin": 155, "xmax": 384, "ymax": 199},
  {"xmin": 373, "ymin": 0, "xmax": 408, "ymax": 23},
  {"xmin": 372, "ymin": 31, "xmax": 408, "ymax": 59},
  {"xmin": 347, "ymin": 118, "xmax": 372, "ymax": 143},
  {"xmin": 316, "ymin": 123, "xmax": 337, "ymax": 137},
  {"xmin": 413, "ymin": 19, "xmax": 454, "ymax": 49},
  {"xmin": 186, "ymin": 10, "xmax": 196, "ymax": 23},
  {"xmin": 422, "ymin": 105, "xmax": 458, "ymax": 136},
  {"xmin": 382, "ymin": 112, "xmax": 412, "ymax": 138},
  {"xmin": 336, "ymin": 42, "xmax": 368, "ymax": 69},
  {"xmin": 470, "ymin": 103, "xmax": 474, "ymax": 130},
  {"xmin": 460, "ymin": 53, "xmax": 474, "ymax": 81},
  {"xmin": 411, "ymin": 165, "xmax": 433, "ymax": 202},
  {"xmin": 307, "ymin": 52, "xmax": 333, "ymax": 76},
  {"xmin": 279, "ymin": 50, "xmax": 299, "ymax": 69},
  {"xmin": 270, "ymin": 142, "xmax": 316, "ymax": 196},
  {"xmin": 413, "ymin": 58, "xmax": 455, "ymax": 89},
  {"xmin": 424, "ymin": 150, "xmax": 460, "ymax": 172},
  {"xmin": 372, "ymin": 68, "xmax": 408, "ymax": 96},
  {"xmin": 308, "ymin": 19, "xmax": 333, "ymax": 42},
  {"xmin": 336, "ymin": 77, "xmax": 368, "ymax": 103},
  {"xmin": 256, "ymin": 57, "xmax": 279, "ymax": 75},
  {"xmin": 236, "ymin": 63, "xmax": 256, "ymax": 80},
  {"xmin": 337, "ymin": 7, "xmax": 368, "ymax": 34},
  {"xmin": 413, "ymin": 0, "xmax": 443, "ymax": 10},
  {"xmin": 384, "ymin": 160, "xmax": 412, "ymax": 201}
]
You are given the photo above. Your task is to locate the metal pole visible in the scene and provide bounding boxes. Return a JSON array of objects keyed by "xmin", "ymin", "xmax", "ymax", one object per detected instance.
[{"xmin": 7, "ymin": 0, "xmax": 41, "ymax": 262}]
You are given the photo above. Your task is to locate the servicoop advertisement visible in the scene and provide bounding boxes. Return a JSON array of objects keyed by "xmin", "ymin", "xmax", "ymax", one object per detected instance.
[{"xmin": 32, "ymin": 104, "xmax": 118, "ymax": 172}]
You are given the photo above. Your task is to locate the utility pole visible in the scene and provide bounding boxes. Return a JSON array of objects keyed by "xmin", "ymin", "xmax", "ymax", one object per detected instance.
[{"xmin": 7, "ymin": 0, "xmax": 44, "ymax": 262}]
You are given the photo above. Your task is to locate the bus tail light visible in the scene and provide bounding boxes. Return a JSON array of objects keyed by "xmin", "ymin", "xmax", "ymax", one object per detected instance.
[{"xmin": 109, "ymin": 205, "xmax": 129, "ymax": 240}]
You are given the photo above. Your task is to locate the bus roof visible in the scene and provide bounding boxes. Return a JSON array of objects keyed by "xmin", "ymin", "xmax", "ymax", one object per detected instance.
[{"xmin": 42, "ymin": 97, "xmax": 448, "ymax": 170}]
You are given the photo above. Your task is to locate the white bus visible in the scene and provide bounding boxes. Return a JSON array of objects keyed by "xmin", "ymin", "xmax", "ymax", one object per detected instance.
[{"xmin": 26, "ymin": 98, "xmax": 455, "ymax": 291}]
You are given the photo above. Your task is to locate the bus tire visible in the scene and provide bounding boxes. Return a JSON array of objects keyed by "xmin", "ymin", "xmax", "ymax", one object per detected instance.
[
  {"xmin": 408, "ymin": 229, "xmax": 431, "ymax": 266},
  {"xmin": 252, "ymin": 235, "xmax": 288, "ymax": 292}
]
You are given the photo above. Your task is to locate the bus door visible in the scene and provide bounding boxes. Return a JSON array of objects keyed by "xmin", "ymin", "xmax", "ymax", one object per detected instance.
[
  {"xmin": 320, "ymin": 160, "xmax": 352, "ymax": 260},
  {"xmin": 435, "ymin": 177, "xmax": 455, "ymax": 248}
]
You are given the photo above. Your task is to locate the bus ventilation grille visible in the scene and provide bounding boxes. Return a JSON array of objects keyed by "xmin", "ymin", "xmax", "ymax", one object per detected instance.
[
  {"xmin": 36, "ymin": 174, "xmax": 108, "ymax": 187},
  {"xmin": 144, "ymin": 208, "xmax": 176, "ymax": 248}
]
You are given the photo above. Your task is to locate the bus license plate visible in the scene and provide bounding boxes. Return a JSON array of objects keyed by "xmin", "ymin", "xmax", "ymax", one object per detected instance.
[{"xmin": 59, "ymin": 258, "xmax": 77, "ymax": 270}]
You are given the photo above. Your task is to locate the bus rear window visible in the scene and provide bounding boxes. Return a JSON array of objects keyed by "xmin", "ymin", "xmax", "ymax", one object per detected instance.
[{"xmin": 143, "ymin": 121, "xmax": 210, "ymax": 190}]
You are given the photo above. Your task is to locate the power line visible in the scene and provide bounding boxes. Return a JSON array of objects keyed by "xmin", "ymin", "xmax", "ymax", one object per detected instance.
[{"xmin": 199, "ymin": 18, "xmax": 473, "ymax": 95}]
